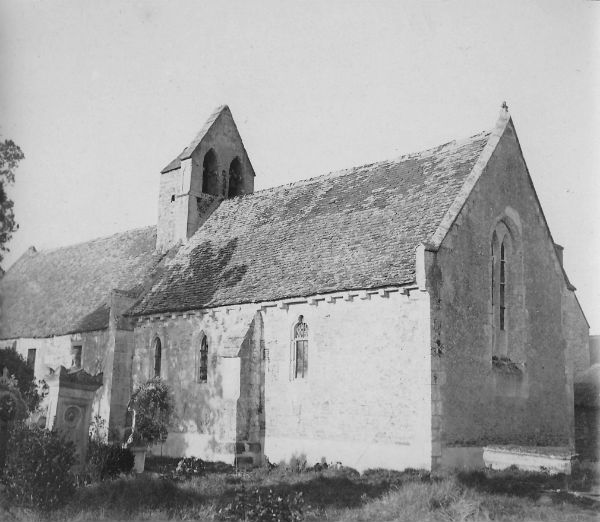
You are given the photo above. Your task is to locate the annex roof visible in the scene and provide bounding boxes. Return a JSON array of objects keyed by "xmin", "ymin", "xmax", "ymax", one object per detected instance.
[
  {"xmin": 131, "ymin": 130, "xmax": 492, "ymax": 316},
  {"xmin": 0, "ymin": 226, "xmax": 163, "ymax": 339}
]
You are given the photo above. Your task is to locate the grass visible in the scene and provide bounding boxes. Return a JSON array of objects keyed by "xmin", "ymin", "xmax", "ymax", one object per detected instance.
[{"xmin": 0, "ymin": 458, "xmax": 598, "ymax": 521}]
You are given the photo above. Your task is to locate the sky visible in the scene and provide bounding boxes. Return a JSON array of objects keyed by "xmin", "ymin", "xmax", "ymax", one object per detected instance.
[{"xmin": 0, "ymin": 1, "xmax": 598, "ymax": 332}]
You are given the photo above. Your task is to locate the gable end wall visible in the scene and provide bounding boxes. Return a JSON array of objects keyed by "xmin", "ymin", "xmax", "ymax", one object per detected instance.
[{"xmin": 430, "ymin": 124, "xmax": 587, "ymax": 460}]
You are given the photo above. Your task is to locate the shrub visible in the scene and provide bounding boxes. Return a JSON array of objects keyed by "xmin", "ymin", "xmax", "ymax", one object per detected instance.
[
  {"xmin": 0, "ymin": 370, "xmax": 28, "ymax": 471},
  {"xmin": 2, "ymin": 423, "xmax": 76, "ymax": 510},
  {"xmin": 0, "ymin": 346, "xmax": 47, "ymax": 412},
  {"xmin": 363, "ymin": 467, "xmax": 431, "ymax": 486},
  {"xmin": 221, "ymin": 486, "xmax": 304, "ymax": 522},
  {"xmin": 127, "ymin": 377, "xmax": 174, "ymax": 447},
  {"xmin": 89, "ymin": 413, "xmax": 108, "ymax": 442},
  {"xmin": 86, "ymin": 440, "xmax": 134, "ymax": 481},
  {"xmin": 175, "ymin": 456, "xmax": 206, "ymax": 477}
]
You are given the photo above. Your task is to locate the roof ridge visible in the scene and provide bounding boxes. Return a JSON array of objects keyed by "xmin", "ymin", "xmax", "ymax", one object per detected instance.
[
  {"xmin": 232, "ymin": 129, "xmax": 492, "ymax": 201},
  {"xmin": 27, "ymin": 225, "xmax": 156, "ymax": 256}
]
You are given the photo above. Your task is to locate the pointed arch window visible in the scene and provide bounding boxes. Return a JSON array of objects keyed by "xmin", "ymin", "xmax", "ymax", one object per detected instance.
[
  {"xmin": 196, "ymin": 335, "xmax": 208, "ymax": 383},
  {"xmin": 153, "ymin": 337, "xmax": 162, "ymax": 378},
  {"xmin": 202, "ymin": 149, "xmax": 219, "ymax": 196},
  {"xmin": 500, "ymin": 241, "xmax": 506, "ymax": 331},
  {"xmin": 291, "ymin": 316, "xmax": 308, "ymax": 379},
  {"xmin": 490, "ymin": 215, "xmax": 526, "ymax": 396},
  {"xmin": 490, "ymin": 217, "xmax": 524, "ymax": 360}
]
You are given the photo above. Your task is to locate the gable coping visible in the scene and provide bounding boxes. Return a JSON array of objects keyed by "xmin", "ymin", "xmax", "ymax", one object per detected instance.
[
  {"xmin": 428, "ymin": 107, "xmax": 511, "ymax": 251},
  {"xmin": 424, "ymin": 106, "xmax": 588, "ymax": 328}
]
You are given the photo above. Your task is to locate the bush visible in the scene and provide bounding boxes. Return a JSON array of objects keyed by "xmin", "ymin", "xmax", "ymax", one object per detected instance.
[
  {"xmin": 0, "ymin": 346, "xmax": 47, "ymax": 412},
  {"xmin": 0, "ymin": 370, "xmax": 28, "ymax": 471},
  {"xmin": 86, "ymin": 440, "xmax": 134, "ymax": 481},
  {"xmin": 2, "ymin": 423, "xmax": 76, "ymax": 510},
  {"xmin": 221, "ymin": 486, "xmax": 304, "ymax": 522},
  {"xmin": 362, "ymin": 467, "xmax": 431, "ymax": 486},
  {"xmin": 127, "ymin": 377, "xmax": 174, "ymax": 447},
  {"xmin": 175, "ymin": 456, "xmax": 206, "ymax": 477}
]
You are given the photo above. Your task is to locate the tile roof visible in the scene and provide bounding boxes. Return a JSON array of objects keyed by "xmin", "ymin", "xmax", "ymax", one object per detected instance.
[
  {"xmin": 131, "ymin": 130, "xmax": 492, "ymax": 316},
  {"xmin": 0, "ymin": 226, "xmax": 164, "ymax": 339}
]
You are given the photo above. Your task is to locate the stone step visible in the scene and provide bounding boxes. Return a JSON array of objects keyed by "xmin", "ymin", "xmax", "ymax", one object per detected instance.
[
  {"xmin": 235, "ymin": 441, "xmax": 261, "ymax": 454},
  {"xmin": 235, "ymin": 454, "xmax": 259, "ymax": 468}
]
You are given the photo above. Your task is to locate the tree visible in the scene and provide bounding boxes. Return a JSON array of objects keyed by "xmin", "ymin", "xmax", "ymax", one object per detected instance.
[{"xmin": 0, "ymin": 139, "xmax": 24, "ymax": 267}]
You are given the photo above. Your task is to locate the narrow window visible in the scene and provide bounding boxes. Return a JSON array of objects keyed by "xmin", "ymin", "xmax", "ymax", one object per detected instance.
[
  {"xmin": 153, "ymin": 337, "xmax": 162, "ymax": 378},
  {"xmin": 27, "ymin": 348, "xmax": 36, "ymax": 369},
  {"xmin": 196, "ymin": 335, "xmax": 208, "ymax": 383},
  {"xmin": 491, "ymin": 236, "xmax": 495, "ymax": 307},
  {"xmin": 500, "ymin": 241, "xmax": 506, "ymax": 331},
  {"xmin": 292, "ymin": 316, "xmax": 308, "ymax": 379},
  {"xmin": 71, "ymin": 345, "xmax": 82, "ymax": 369}
]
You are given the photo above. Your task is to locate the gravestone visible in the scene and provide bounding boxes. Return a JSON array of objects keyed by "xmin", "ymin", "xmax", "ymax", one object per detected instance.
[{"xmin": 44, "ymin": 366, "xmax": 103, "ymax": 468}]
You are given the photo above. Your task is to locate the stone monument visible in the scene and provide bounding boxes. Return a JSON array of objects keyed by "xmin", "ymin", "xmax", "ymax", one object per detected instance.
[{"xmin": 44, "ymin": 366, "xmax": 103, "ymax": 468}]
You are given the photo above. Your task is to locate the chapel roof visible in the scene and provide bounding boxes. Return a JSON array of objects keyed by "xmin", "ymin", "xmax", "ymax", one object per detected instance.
[
  {"xmin": 131, "ymin": 130, "xmax": 491, "ymax": 316},
  {"xmin": 0, "ymin": 226, "xmax": 163, "ymax": 339}
]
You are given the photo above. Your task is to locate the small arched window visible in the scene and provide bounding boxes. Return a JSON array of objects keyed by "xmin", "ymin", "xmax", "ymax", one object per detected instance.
[
  {"xmin": 202, "ymin": 149, "xmax": 219, "ymax": 196},
  {"xmin": 291, "ymin": 316, "xmax": 308, "ymax": 379},
  {"xmin": 153, "ymin": 337, "xmax": 162, "ymax": 378},
  {"xmin": 196, "ymin": 335, "xmax": 208, "ymax": 383},
  {"xmin": 228, "ymin": 157, "xmax": 243, "ymax": 198}
]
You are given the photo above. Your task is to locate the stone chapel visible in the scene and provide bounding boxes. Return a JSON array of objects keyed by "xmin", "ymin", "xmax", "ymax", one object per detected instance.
[{"xmin": 0, "ymin": 104, "xmax": 590, "ymax": 471}]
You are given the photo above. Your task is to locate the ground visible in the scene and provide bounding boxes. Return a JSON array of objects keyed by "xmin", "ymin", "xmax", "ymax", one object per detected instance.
[{"xmin": 0, "ymin": 458, "xmax": 598, "ymax": 521}]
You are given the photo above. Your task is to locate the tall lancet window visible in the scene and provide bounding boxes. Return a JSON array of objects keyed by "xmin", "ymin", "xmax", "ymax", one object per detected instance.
[
  {"xmin": 291, "ymin": 316, "xmax": 308, "ymax": 379},
  {"xmin": 153, "ymin": 337, "xmax": 162, "ymax": 378},
  {"xmin": 491, "ymin": 231, "xmax": 496, "ymax": 310},
  {"xmin": 500, "ymin": 241, "xmax": 506, "ymax": 331},
  {"xmin": 490, "ymin": 216, "xmax": 524, "ymax": 361},
  {"xmin": 490, "ymin": 214, "xmax": 526, "ymax": 396},
  {"xmin": 196, "ymin": 335, "xmax": 208, "ymax": 383}
]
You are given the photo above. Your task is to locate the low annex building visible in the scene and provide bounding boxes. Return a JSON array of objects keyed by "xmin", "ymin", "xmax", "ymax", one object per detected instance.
[{"xmin": 0, "ymin": 104, "xmax": 589, "ymax": 470}]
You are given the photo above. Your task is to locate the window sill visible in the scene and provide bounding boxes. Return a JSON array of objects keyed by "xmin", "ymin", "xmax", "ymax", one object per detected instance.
[{"xmin": 492, "ymin": 356, "xmax": 524, "ymax": 374}]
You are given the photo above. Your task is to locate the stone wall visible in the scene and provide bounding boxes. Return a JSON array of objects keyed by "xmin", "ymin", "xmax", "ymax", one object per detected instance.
[
  {"xmin": 4, "ymin": 294, "xmax": 138, "ymax": 440},
  {"xmin": 262, "ymin": 290, "xmax": 432, "ymax": 471},
  {"xmin": 9, "ymin": 331, "xmax": 109, "ymax": 426},
  {"xmin": 156, "ymin": 168, "xmax": 183, "ymax": 252},
  {"xmin": 103, "ymin": 291, "xmax": 138, "ymax": 438},
  {"xmin": 590, "ymin": 336, "xmax": 600, "ymax": 365},
  {"xmin": 565, "ymin": 293, "xmax": 590, "ymax": 381},
  {"xmin": 132, "ymin": 306, "xmax": 261, "ymax": 463},
  {"xmin": 430, "ymin": 122, "xmax": 586, "ymax": 465},
  {"xmin": 131, "ymin": 288, "xmax": 433, "ymax": 471}
]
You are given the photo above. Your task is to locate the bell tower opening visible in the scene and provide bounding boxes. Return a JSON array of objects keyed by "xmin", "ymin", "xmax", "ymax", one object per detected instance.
[
  {"xmin": 202, "ymin": 149, "xmax": 219, "ymax": 196},
  {"xmin": 228, "ymin": 157, "xmax": 243, "ymax": 197}
]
